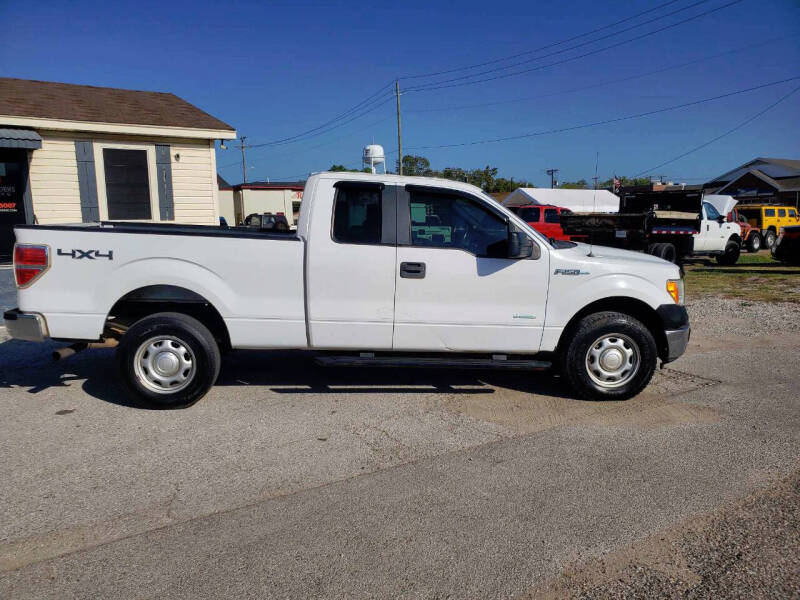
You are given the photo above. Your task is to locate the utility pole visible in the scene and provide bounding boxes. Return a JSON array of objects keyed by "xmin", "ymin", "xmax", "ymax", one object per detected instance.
[
  {"xmin": 546, "ymin": 168, "xmax": 559, "ymax": 189},
  {"xmin": 395, "ymin": 80, "xmax": 403, "ymax": 175},
  {"xmin": 239, "ymin": 136, "xmax": 248, "ymax": 184}
]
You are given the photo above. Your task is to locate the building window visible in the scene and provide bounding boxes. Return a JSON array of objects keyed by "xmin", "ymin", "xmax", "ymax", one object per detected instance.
[{"xmin": 102, "ymin": 148, "xmax": 152, "ymax": 220}]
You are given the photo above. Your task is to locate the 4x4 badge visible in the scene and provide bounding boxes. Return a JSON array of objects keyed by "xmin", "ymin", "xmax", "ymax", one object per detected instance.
[{"xmin": 57, "ymin": 249, "xmax": 113, "ymax": 260}]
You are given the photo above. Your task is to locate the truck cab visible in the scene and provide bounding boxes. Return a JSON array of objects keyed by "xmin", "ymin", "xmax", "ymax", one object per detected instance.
[{"xmin": 508, "ymin": 204, "xmax": 574, "ymax": 241}]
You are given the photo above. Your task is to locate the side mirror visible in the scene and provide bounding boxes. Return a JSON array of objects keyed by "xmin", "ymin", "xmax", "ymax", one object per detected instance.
[
  {"xmin": 508, "ymin": 226, "xmax": 540, "ymax": 259},
  {"xmin": 716, "ymin": 215, "xmax": 726, "ymax": 224}
]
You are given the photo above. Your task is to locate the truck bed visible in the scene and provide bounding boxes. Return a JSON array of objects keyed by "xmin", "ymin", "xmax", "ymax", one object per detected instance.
[{"xmin": 13, "ymin": 222, "xmax": 307, "ymax": 347}]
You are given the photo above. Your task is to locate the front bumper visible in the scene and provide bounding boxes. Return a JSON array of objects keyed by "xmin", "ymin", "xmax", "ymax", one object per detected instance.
[
  {"xmin": 3, "ymin": 309, "xmax": 48, "ymax": 342},
  {"xmin": 664, "ymin": 326, "xmax": 690, "ymax": 362},
  {"xmin": 657, "ymin": 304, "xmax": 690, "ymax": 363}
]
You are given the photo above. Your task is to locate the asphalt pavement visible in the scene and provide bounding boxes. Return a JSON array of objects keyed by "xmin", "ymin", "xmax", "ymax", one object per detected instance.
[
  {"xmin": 0, "ymin": 266, "xmax": 15, "ymax": 324},
  {"xmin": 0, "ymin": 298, "xmax": 798, "ymax": 598}
]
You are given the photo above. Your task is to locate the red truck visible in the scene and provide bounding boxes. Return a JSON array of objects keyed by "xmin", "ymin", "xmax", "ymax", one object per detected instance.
[{"xmin": 508, "ymin": 204, "xmax": 575, "ymax": 241}]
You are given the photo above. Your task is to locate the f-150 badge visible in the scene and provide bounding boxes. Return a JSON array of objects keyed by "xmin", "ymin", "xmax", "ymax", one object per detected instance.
[
  {"xmin": 553, "ymin": 268, "xmax": 589, "ymax": 275},
  {"xmin": 57, "ymin": 249, "xmax": 114, "ymax": 260}
]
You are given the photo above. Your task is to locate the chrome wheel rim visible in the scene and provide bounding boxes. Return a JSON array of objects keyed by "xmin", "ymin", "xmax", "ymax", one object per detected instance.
[
  {"xmin": 585, "ymin": 333, "xmax": 640, "ymax": 389},
  {"xmin": 133, "ymin": 335, "xmax": 196, "ymax": 394}
]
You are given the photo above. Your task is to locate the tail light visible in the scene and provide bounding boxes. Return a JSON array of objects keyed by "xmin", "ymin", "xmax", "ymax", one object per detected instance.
[{"xmin": 14, "ymin": 244, "xmax": 49, "ymax": 288}]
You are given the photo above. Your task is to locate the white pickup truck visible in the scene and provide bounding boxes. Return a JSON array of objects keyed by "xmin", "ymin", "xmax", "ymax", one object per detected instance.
[{"xmin": 7, "ymin": 172, "xmax": 689, "ymax": 407}]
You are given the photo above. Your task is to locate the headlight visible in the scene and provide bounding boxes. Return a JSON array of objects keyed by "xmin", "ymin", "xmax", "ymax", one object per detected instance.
[{"xmin": 666, "ymin": 278, "xmax": 684, "ymax": 305}]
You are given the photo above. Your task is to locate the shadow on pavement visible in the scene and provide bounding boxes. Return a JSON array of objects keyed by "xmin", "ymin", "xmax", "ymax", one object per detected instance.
[{"xmin": 0, "ymin": 340, "xmax": 575, "ymax": 409}]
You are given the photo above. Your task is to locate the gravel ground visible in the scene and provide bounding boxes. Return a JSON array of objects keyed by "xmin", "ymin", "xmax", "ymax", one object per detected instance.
[
  {"xmin": 529, "ymin": 469, "xmax": 800, "ymax": 599},
  {"xmin": 685, "ymin": 296, "xmax": 800, "ymax": 338}
]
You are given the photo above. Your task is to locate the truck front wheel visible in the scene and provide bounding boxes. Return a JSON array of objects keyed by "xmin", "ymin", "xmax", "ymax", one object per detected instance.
[
  {"xmin": 715, "ymin": 240, "xmax": 741, "ymax": 265},
  {"xmin": 763, "ymin": 229, "xmax": 776, "ymax": 249},
  {"xmin": 116, "ymin": 312, "xmax": 221, "ymax": 408},
  {"xmin": 561, "ymin": 311, "xmax": 657, "ymax": 401}
]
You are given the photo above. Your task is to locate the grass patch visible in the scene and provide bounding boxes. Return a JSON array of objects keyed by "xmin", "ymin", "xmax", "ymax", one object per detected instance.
[{"xmin": 683, "ymin": 250, "xmax": 800, "ymax": 303}]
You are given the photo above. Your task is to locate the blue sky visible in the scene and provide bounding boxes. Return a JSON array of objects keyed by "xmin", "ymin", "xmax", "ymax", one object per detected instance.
[{"xmin": 2, "ymin": 0, "xmax": 798, "ymax": 187}]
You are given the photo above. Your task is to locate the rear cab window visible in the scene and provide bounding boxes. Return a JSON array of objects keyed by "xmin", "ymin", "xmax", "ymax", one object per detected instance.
[{"xmin": 544, "ymin": 209, "xmax": 560, "ymax": 223}]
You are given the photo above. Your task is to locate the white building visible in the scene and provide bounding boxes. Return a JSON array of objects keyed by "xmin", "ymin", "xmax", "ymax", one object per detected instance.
[
  {"xmin": 0, "ymin": 77, "xmax": 236, "ymax": 258},
  {"xmin": 503, "ymin": 188, "xmax": 620, "ymax": 213},
  {"xmin": 231, "ymin": 181, "xmax": 305, "ymax": 225}
]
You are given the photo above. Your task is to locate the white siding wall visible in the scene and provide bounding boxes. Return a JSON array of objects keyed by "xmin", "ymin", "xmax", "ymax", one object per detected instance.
[
  {"xmin": 27, "ymin": 130, "xmax": 218, "ymax": 225},
  {"xmin": 171, "ymin": 140, "xmax": 217, "ymax": 224},
  {"xmin": 28, "ymin": 135, "xmax": 82, "ymax": 224},
  {"xmin": 217, "ymin": 189, "xmax": 235, "ymax": 224}
]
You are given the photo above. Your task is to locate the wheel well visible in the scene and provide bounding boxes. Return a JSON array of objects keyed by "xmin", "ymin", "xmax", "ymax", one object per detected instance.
[
  {"xmin": 768, "ymin": 226, "xmax": 777, "ymax": 233},
  {"xmin": 728, "ymin": 234, "xmax": 741, "ymax": 244},
  {"xmin": 106, "ymin": 285, "xmax": 231, "ymax": 351},
  {"xmin": 556, "ymin": 297, "xmax": 667, "ymax": 361}
]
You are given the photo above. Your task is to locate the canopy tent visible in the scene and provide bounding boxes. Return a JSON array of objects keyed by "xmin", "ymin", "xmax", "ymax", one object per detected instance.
[{"xmin": 503, "ymin": 188, "xmax": 620, "ymax": 213}]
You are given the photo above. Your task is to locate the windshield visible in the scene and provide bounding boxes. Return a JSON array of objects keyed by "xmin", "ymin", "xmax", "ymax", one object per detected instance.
[{"xmin": 703, "ymin": 202, "xmax": 721, "ymax": 220}]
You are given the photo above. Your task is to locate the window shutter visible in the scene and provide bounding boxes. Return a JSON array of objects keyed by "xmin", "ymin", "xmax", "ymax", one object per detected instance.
[
  {"xmin": 155, "ymin": 144, "xmax": 174, "ymax": 221},
  {"xmin": 75, "ymin": 141, "xmax": 99, "ymax": 222}
]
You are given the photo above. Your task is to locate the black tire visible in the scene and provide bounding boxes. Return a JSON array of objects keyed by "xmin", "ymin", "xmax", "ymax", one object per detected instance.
[
  {"xmin": 746, "ymin": 232, "xmax": 761, "ymax": 253},
  {"xmin": 647, "ymin": 243, "xmax": 662, "ymax": 256},
  {"xmin": 115, "ymin": 312, "xmax": 221, "ymax": 408},
  {"xmin": 560, "ymin": 311, "xmax": 658, "ymax": 401},
  {"xmin": 658, "ymin": 242, "xmax": 677, "ymax": 263},
  {"xmin": 763, "ymin": 229, "xmax": 777, "ymax": 249},
  {"xmin": 715, "ymin": 239, "xmax": 741, "ymax": 266}
]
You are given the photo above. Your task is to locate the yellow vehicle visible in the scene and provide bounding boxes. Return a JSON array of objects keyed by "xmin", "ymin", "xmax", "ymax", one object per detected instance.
[{"xmin": 737, "ymin": 204, "xmax": 800, "ymax": 249}]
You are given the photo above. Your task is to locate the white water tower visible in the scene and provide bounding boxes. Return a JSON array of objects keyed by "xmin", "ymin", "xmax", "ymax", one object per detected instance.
[{"xmin": 362, "ymin": 144, "xmax": 386, "ymax": 174}]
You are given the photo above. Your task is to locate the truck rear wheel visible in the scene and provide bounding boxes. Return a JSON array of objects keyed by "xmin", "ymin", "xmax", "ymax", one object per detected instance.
[
  {"xmin": 763, "ymin": 230, "xmax": 776, "ymax": 249},
  {"xmin": 716, "ymin": 240, "xmax": 741, "ymax": 266},
  {"xmin": 116, "ymin": 312, "xmax": 221, "ymax": 408},
  {"xmin": 746, "ymin": 232, "xmax": 761, "ymax": 253},
  {"xmin": 657, "ymin": 243, "xmax": 677, "ymax": 263},
  {"xmin": 560, "ymin": 311, "xmax": 657, "ymax": 401}
]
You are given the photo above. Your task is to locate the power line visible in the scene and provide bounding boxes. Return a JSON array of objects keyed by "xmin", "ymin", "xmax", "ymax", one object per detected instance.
[
  {"xmin": 244, "ymin": 81, "xmax": 395, "ymax": 148},
  {"xmin": 632, "ymin": 84, "xmax": 800, "ymax": 177},
  {"xmin": 401, "ymin": 0, "xmax": 685, "ymax": 80},
  {"xmin": 405, "ymin": 33, "xmax": 797, "ymax": 114},
  {"xmin": 405, "ymin": 0, "xmax": 744, "ymax": 93},
  {"xmin": 405, "ymin": 76, "xmax": 800, "ymax": 151},
  {"xmin": 247, "ymin": 93, "xmax": 395, "ymax": 149},
  {"xmin": 405, "ymin": 0, "xmax": 716, "ymax": 90}
]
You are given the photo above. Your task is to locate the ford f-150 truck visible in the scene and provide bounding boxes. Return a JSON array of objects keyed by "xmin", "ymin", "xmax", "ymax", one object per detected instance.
[{"xmin": 6, "ymin": 172, "xmax": 689, "ymax": 407}]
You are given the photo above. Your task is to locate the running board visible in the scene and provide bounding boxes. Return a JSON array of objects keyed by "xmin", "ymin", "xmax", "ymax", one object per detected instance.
[{"xmin": 315, "ymin": 355, "xmax": 551, "ymax": 370}]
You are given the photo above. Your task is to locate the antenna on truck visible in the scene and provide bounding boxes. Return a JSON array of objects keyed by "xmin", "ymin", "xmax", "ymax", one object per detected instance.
[{"xmin": 587, "ymin": 151, "xmax": 599, "ymax": 257}]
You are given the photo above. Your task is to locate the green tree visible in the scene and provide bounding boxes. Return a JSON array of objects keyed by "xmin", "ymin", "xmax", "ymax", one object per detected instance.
[
  {"xmin": 397, "ymin": 155, "xmax": 432, "ymax": 176},
  {"xmin": 560, "ymin": 179, "xmax": 588, "ymax": 189},
  {"xmin": 329, "ymin": 164, "xmax": 370, "ymax": 173}
]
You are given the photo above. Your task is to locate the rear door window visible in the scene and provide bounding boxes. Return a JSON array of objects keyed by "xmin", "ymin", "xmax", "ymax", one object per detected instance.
[
  {"xmin": 332, "ymin": 186, "xmax": 382, "ymax": 244},
  {"xmin": 778, "ymin": 209, "xmax": 786, "ymax": 217},
  {"xmin": 544, "ymin": 209, "xmax": 560, "ymax": 223},
  {"xmin": 518, "ymin": 207, "xmax": 540, "ymax": 222}
]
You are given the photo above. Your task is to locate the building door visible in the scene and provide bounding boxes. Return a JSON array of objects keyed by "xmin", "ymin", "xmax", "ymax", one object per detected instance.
[{"xmin": 0, "ymin": 150, "xmax": 30, "ymax": 261}]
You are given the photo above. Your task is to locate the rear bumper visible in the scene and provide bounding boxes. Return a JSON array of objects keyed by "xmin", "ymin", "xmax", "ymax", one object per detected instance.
[{"xmin": 3, "ymin": 309, "xmax": 48, "ymax": 342}]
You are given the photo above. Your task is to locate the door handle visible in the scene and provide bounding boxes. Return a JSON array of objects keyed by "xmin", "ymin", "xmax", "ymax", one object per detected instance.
[{"xmin": 400, "ymin": 261, "xmax": 426, "ymax": 279}]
